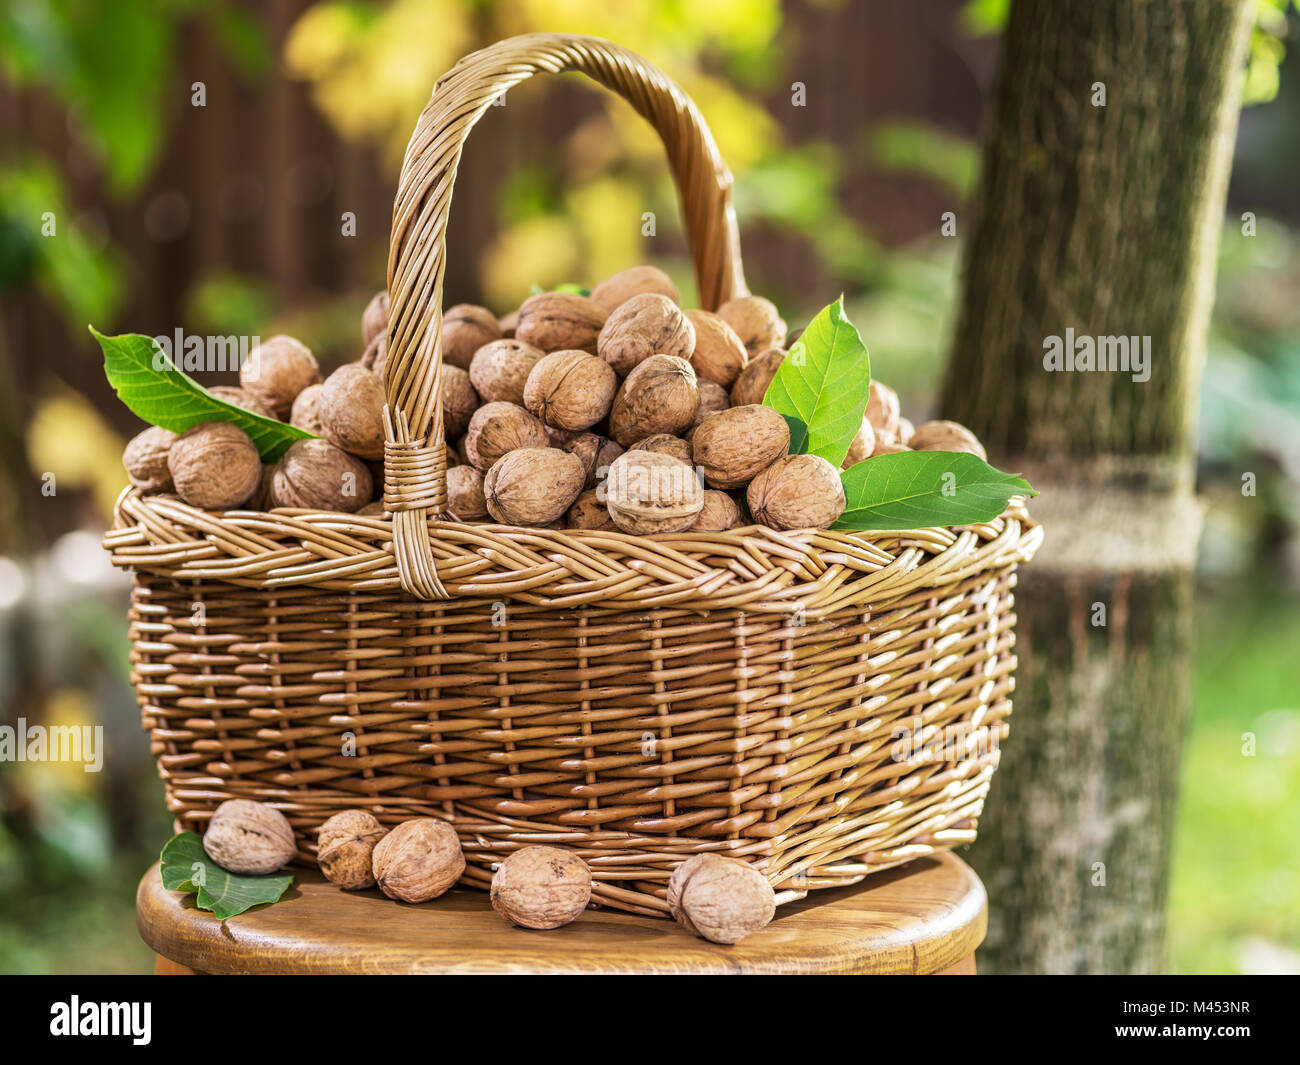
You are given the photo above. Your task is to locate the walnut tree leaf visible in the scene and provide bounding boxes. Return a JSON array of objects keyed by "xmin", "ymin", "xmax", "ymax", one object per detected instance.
[{"xmin": 159, "ymin": 831, "xmax": 293, "ymax": 920}]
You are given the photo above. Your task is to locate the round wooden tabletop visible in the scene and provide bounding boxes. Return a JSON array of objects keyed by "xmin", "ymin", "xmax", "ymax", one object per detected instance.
[{"xmin": 137, "ymin": 852, "xmax": 986, "ymax": 975}]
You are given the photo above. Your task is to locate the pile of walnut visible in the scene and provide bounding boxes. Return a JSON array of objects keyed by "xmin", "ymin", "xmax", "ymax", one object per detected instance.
[
  {"xmin": 123, "ymin": 264, "xmax": 986, "ymax": 531},
  {"xmin": 199, "ymin": 798, "xmax": 777, "ymax": 942}
]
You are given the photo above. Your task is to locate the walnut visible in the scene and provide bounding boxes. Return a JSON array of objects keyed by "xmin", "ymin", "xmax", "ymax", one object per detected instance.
[
  {"xmin": 289, "ymin": 383, "xmax": 326, "ymax": 435},
  {"xmin": 690, "ymin": 490, "xmax": 743, "ymax": 532},
  {"xmin": 239, "ymin": 335, "xmax": 321, "ymax": 418},
  {"xmin": 747, "ymin": 454, "xmax": 846, "ymax": 530},
  {"xmin": 202, "ymin": 799, "xmax": 297, "ymax": 875},
  {"xmin": 908, "ymin": 419, "xmax": 987, "ymax": 459},
  {"xmin": 629, "ymin": 433, "xmax": 693, "ymax": 464},
  {"xmin": 371, "ymin": 818, "xmax": 464, "ymax": 903},
  {"xmin": 318, "ymin": 363, "xmax": 386, "ymax": 460},
  {"xmin": 490, "ymin": 845, "xmax": 592, "ymax": 929},
  {"xmin": 896, "ymin": 417, "xmax": 915, "ymax": 446},
  {"xmin": 361, "ymin": 332, "xmax": 388, "ymax": 377},
  {"xmin": 123, "ymin": 426, "xmax": 178, "ymax": 492},
  {"xmin": 566, "ymin": 489, "xmax": 618, "ymax": 530},
  {"xmin": 871, "ymin": 440, "xmax": 911, "ymax": 457},
  {"xmin": 694, "ymin": 379, "xmax": 731, "ymax": 424},
  {"xmin": 608, "ymin": 354, "xmax": 700, "ymax": 447},
  {"xmin": 685, "ymin": 309, "xmax": 748, "ymax": 388},
  {"xmin": 559, "ymin": 432, "xmax": 623, "ymax": 490},
  {"xmin": 442, "ymin": 304, "xmax": 502, "ymax": 370},
  {"xmin": 841, "ymin": 417, "xmax": 877, "ymax": 468},
  {"xmin": 468, "ymin": 338, "xmax": 545, "ymax": 407},
  {"xmin": 362, "ymin": 290, "xmax": 389, "ymax": 348},
  {"xmin": 317, "ymin": 810, "xmax": 387, "ymax": 890},
  {"xmin": 210, "ymin": 385, "xmax": 276, "ymax": 420},
  {"xmin": 604, "ymin": 450, "xmax": 704, "ymax": 534},
  {"xmin": 521, "ymin": 349, "xmax": 618, "ymax": 431},
  {"xmin": 729, "ymin": 347, "xmax": 785, "ymax": 407},
  {"xmin": 464, "ymin": 402, "xmax": 550, "ymax": 470},
  {"xmin": 445, "ymin": 464, "xmax": 488, "ymax": 520},
  {"xmin": 483, "ymin": 447, "xmax": 585, "ymax": 526},
  {"xmin": 667, "ymin": 854, "xmax": 775, "ymax": 944},
  {"xmin": 251, "ymin": 463, "xmax": 275, "ymax": 510},
  {"xmin": 168, "ymin": 422, "xmax": 262, "ymax": 509},
  {"xmin": 596, "ymin": 293, "xmax": 695, "ymax": 377},
  {"xmin": 357, "ymin": 501, "xmax": 388, "ymax": 516},
  {"xmin": 498, "ymin": 308, "xmax": 518, "ymax": 338},
  {"xmin": 691, "ymin": 405, "xmax": 790, "ymax": 488},
  {"xmin": 515, "ymin": 292, "xmax": 608, "ymax": 354},
  {"xmin": 269, "ymin": 438, "xmax": 373, "ymax": 512},
  {"xmin": 866, "ymin": 380, "xmax": 901, "ymax": 441},
  {"xmin": 590, "ymin": 264, "xmax": 679, "ymax": 313},
  {"xmin": 716, "ymin": 295, "xmax": 787, "ymax": 358},
  {"xmin": 441, "ymin": 363, "xmax": 480, "ymax": 439}
]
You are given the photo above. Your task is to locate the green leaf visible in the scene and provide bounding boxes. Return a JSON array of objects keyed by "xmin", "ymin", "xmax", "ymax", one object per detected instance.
[
  {"xmin": 91, "ymin": 327, "xmax": 313, "ymax": 461},
  {"xmin": 160, "ymin": 831, "xmax": 293, "ymax": 920},
  {"xmin": 763, "ymin": 297, "xmax": 870, "ymax": 465},
  {"xmin": 835, "ymin": 450, "xmax": 1036, "ymax": 531}
]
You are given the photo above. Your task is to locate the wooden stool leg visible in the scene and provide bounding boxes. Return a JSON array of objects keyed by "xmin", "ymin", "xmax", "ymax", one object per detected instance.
[
  {"xmin": 155, "ymin": 954, "xmax": 199, "ymax": 975},
  {"xmin": 934, "ymin": 953, "xmax": 976, "ymax": 975}
]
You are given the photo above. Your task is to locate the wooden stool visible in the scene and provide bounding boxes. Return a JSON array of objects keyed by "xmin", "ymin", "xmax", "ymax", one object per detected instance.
[{"xmin": 138, "ymin": 851, "xmax": 985, "ymax": 975}]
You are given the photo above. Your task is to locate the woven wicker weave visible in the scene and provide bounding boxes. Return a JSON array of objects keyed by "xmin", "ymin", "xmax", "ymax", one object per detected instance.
[{"xmin": 106, "ymin": 33, "xmax": 1041, "ymax": 917}]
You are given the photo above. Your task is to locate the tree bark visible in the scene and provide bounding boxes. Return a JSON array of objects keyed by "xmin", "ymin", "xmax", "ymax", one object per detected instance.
[{"xmin": 943, "ymin": 0, "xmax": 1254, "ymax": 973}]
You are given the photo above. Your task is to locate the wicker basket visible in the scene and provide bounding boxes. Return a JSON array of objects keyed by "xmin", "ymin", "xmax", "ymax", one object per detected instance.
[{"xmin": 105, "ymin": 33, "xmax": 1042, "ymax": 917}]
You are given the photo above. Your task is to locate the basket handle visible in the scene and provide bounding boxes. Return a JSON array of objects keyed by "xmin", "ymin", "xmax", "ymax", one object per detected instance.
[{"xmin": 383, "ymin": 33, "xmax": 749, "ymax": 600}]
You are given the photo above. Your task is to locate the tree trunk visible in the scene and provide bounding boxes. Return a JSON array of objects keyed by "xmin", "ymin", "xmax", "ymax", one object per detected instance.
[{"xmin": 943, "ymin": 0, "xmax": 1254, "ymax": 973}]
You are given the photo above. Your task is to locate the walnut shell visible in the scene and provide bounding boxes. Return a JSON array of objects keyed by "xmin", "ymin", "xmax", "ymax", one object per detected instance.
[
  {"xmin": 605, "ymin": 450, "xmax": 704, "ymax": 534},
  {"xmin": 694, "ymin": 379, "xmax": 731, "ymax": 424},
  {"xmin": 608, "ymin": 354, "xmax": 700, "ymax": 447},
  {"xmin": 210, "ymin": 385, "xmax": 277, "ymax": 420},
  {"xmin": 522, "ymin": 349, "xmax": 618, "ymax": 431},
  {"xmin": 240, "ymin": 335, "xmax": 321, "ymax": 418},
  {"xmin": 123, "ymin": 426, "xmax": 178, "ymax": 492},
  {"xmin": 317, "ymin": 810, "xmax": 387, "ymax": 890},
  {"xmin": 691, "ymin": 405, "xmax": 790, "ymax": 489},
  {"xmin": 866, "ymin": 380, "xmax": 901, "ymax": 441},
  {"xmin": 371, "ymin": 818, "xmax": 464, "ymax": 903},
  {"xmin": 690, "ymin": 490, "xmax": 743, "ymax": 532},
  {"xmin": 629, "ymin": 433, "xmax": 693, "ymax": 465},
  {"xmin": 290, "ymin": 383, "xmax": 326, "ymax": 435},
  {"xmin": 590, "ymin": 264, "xmax": 679, "ymax": 313},
  {"xmin": 747, "ymin": 454, "xmax": 846, "ymax": 530},
  {"xmin": 897, "ymin": 417, "xmax": 915, "ymax": 446},
  {"xmin": 716, "ymin": 295, "xmax": 787, "ymax": 358},
  {"xmin": 483, "ymin": 448, "xmax": 585, "ymax": 526},
  {"xmin": 318, "ymin": 363, "xmax": 386, "ymax": 460},
  {"xmin": 596, "ymin": 293, "xmax": 695, "ymax": 377},
  {"xmin": 498, "ymin": 309, "xmax": 519, "ymax": 337},
  {"xmin": 559, "ymin": 432, "xmax": 623, "ymax": 490},
  {"xmin": 871, "ymin": 440, "xmax": 912, "ymax": 457},
  {"xmin": 841, "ymin": 417, "xmax": 877, "ymax": 469},
  {"xmin": 442, "ymin": 304, "xmax": 503, "ymax": 370},
  {"xmin": 202, "ymin": 799, "xmax": 297, "ymax": 875},
  {"xmin": 445, "ymin": 464, "xmax": 488, "ymax": 520},
  {"xmin": 168, "ymin": 422, "xmax": 262, "ymax": 509},
  {"xmin": 362, "ymin": 290, "xmax": 389, "ymax": 348},
  {"xmin": 361, "ymin": 332, "xmax": 388, "ymax": 377},
  {"xmin": 464, "ymin": 402, "xmax": 550, "ymax": 471},
  {"xmin": 566, "ymin": 489, "xmax": 618, "ymax": 530},
  {"xmin": 667, "ymin": 854, "xmax": 775, "ymax": 944},
  {"xmin": 908, "ymin": 419, "xmax": 987, "ymax": 460},
  {"xmin": 515, "ymin": 292, "xmax": 608, "ymax": 354},
  {"xmin": 468, "ymin": 338, "xmax": 546, "ymax": 407},
  {"xmin": 442, "ymin": 363, "xmax": 480, "ymax": 439},
  {"xmin": 729, "ymin": 347, "xmax": 785, "ymax": 407},
  {"xmin": 685, "ymin": 309, "xmax": 749, "ymax": 388},
  {"xmin": 270, "ymin": 438, "xmax": 373, "ymax": 512},
  {"xmin": 490, "ymin": 845, "xmax": 592, "ymax": 929}
]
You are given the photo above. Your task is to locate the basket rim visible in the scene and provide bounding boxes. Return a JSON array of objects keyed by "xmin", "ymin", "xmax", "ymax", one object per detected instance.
[{"xmin": 106, "ymin": 487, "xmax": 1040, "ymax": 613}]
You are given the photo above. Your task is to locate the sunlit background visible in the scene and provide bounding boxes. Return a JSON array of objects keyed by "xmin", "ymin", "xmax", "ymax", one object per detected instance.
[{"xmin": 1, "ymin": 0, "xmax": 1297, "ymax": 973}]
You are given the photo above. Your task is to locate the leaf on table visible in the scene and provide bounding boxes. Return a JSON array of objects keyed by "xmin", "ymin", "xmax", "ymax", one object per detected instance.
[
  {"xmin": 160, "ymin": 831, "xmax": 293, "ymax": 920},
  {"xmin": 835, "ymin": 450, "xmax": 1036, "ymax": 531},
  {"xmin": 90, "ymin": 327, "xmax": 313, "ymax": 461},
  {"xmin": 762, "ymin": 296, "xmax": 870, "ymax": 466}
]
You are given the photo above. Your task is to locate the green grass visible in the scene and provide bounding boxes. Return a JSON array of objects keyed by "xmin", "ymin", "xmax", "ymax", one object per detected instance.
[{"xmin": 1169, "ymin": 585, "xmax": 1300, "ymax": 974}]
